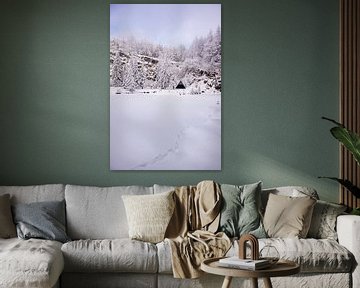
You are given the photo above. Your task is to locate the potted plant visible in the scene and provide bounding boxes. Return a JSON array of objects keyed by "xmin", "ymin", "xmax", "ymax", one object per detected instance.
[{"xmin": 320, "ymin": 117, "xmax": 360, "ymax": 215}]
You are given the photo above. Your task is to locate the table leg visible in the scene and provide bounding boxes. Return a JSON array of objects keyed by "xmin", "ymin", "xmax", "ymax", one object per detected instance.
[
  {"xmin": 221, "ymin": 276, "xmax": 233, "ymax": 288},
  {"xmin": 251, "ymin": 278, "xmax": 258, "ymax": 288},
  {"xmin": 263, "ymin": 277, "xmax": 273, "ymax": 288}
]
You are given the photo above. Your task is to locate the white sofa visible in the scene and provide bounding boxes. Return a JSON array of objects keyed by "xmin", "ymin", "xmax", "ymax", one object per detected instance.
[{"xmin": 0, "ymin": 184, "xmax": 358, "ymax": 288}]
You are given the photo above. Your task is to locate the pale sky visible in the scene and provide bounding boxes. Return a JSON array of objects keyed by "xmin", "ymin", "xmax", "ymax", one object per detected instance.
[{"xmin": 110, "ymin": 4, "xmax": 221, "ymax": 48}]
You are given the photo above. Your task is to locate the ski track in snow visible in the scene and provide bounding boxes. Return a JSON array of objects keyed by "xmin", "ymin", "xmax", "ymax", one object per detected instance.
[
  {"xmin": 110, "ymin": 90, "xmax": 221, "ymax": 170},
  {"xmin": 131, "ymin": 125, "xmax": 189, "ymax": 169}
]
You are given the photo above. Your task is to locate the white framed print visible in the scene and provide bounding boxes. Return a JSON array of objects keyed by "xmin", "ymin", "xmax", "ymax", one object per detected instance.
[{"xmin": 110, "ymin": 4, "xmax": 221, "ymax": 170}]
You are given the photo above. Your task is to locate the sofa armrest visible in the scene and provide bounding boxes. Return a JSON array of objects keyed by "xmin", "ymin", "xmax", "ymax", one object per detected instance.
[{"xmin": 337, "ymin": 215, "xmax": 360, "ymax": 288}]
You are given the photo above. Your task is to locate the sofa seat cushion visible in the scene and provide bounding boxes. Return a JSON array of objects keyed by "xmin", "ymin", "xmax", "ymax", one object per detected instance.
[
  {"xmin": 231, "ymin": 238, "xmax": 353, "ymax": 273},
  {"xmin": 260, "ymin": 238, "xmax": 353, "ymax": 272},
  {"xmin": 156, "ymin": 240, "xmax": 173, "ymax": 274},
  {"xmin": 157, "ymin": 238, "xmax": 353, "ymax": 274},
  {"xmin": 61, "ymin": 239, "xmax": 158, "ymax": 273},
  {"xmin": 0, "ymin": 238, "xmax": 64, "ymax": 288}
]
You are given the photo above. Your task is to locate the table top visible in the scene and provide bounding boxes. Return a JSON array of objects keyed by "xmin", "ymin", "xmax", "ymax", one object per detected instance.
[{"xmin": 201, "ymin": 257, "xmax": 300, "ymax": 278}]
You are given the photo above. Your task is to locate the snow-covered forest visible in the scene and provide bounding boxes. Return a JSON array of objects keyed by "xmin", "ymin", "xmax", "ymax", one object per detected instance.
[{"xmin": 110, "ymin": 26, "xmax": 221, "ymax": 94}]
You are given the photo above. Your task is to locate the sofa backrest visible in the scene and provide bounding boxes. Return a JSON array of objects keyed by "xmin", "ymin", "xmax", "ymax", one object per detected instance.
[
  {"xmin": 0, "ymin": 184, "xmax": 65, "ymax": 204},
  {"xmin": 65, "ymin": 184, "xmax": 153, "ymax": 240},
  {"xmin": 153, "ymin": 184, "xmax": 176, "ymax": 194},
  {"xmin": 154, "ymin": 184, "xmax": 320, "ymax": 211},
  {"xmin": 0, "ymin": 184, "xmax": 320, "ymax": 240}
]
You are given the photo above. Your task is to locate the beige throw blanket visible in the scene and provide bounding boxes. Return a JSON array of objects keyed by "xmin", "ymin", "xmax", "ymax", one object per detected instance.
[{"xmin": 165, "ymin": 180, "xmax": 231, "ymax": 279}]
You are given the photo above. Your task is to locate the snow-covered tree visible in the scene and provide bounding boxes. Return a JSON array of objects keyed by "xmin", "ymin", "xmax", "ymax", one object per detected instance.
[
  {"xmin": 187, "ymin": 37, "xmax": 206, "ymax": 60},
  {"xmin": 110, "ymin": 52, "xmax": 125, "ymax": 87},
  {"xmin": 213, "ymin": 26, "xmax": 221, "ymax": 66},
  {"xmin": 171, "ymin": 45, "xmax": 186, "ymax": 62},
  {"xmin": 123, "ymin": 58, "xmax": 137, "ymax": 90},
  {"xmin": 209, "ymin": 27, "xmax": 221, "ymax": 70},
  {"xmin": 202, "ymin": 31, "xmax": 217, "ymax": 73},
  {"xmin": 133, "ymin": 61, "xmax": 145, "ymax": 89},
  {"xmin": 156, "ymin": 51, "xmax": 173, "ymax": 89}
]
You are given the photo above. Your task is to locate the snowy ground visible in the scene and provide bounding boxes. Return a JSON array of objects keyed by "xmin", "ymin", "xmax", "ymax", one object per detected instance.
[{"xmin": 110, "ymin": 88, "xmax": 221, "ymax": 170}]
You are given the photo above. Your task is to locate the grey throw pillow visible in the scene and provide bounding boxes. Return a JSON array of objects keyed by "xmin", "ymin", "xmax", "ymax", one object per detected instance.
[
  {"xmin": 218, "ymin": 182, "xmax": 266, "ymax": 238},
  {"xmin": 12, "ymin": 200, "xmax": 70, "ymax": 243},
  {"xmin": 307, "ymin": 200, "xmax": 347, "ymax": 240},
  {"xmin": 0, "ymin": 194, "xmax": 16, "ymax": 238}
]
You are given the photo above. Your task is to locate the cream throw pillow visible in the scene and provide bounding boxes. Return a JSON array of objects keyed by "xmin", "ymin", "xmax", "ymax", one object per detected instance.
[
  {"xmin": 122, "ymin": 191, "xmax": 175, "ymax": 243},
  {"xmin": 263, "ymin": 193, "xmax": 316, "ymax": 238}
]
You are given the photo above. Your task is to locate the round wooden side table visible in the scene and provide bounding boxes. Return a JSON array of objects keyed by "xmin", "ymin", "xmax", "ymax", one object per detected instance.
[{"xmin": 201, "ymin": 257, "xmax": 300, "ymax": 288}]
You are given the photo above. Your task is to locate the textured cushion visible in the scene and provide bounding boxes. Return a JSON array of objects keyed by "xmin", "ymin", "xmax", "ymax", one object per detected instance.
[
  {"xmin": 61, "ymin": 239, "xmax": 158, "ymax": 273},
  {"xmin": 122, "ymin": 191, "xmax": 175, "ymax": 243},
  {"xmin": 307, "ymin": 200, "xmax": 347, "ymax": 240},
  {"xmin": 218, "ymin": 182, "xmax": 266, "ymax": 238},
  {"xmin": 65, "ymin": 185, "xmax": 153, "ymax": 239},
  {"xmin": 0, "ymin": 194, "xmax": 16, "ymax": 238},
  {"xmin": 0, "ymin": 184, "xmax": 65, "ymax": 204},
  {"xmin": 263, "ymin": 193, "xmax": 316, "ymax": 238},
  {"xmin": 12, "ymin": 200, "xmax": 70, "ymax": 243},
  {"xmin": 0, "ymin": 238, "xmax": 64, "ymax": 288}
]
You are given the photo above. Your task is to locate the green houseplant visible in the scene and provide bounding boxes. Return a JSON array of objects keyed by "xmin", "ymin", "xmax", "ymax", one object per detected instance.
[{"xmin": 320, "ymin": 117, "xmax": 360, "ymax": 215}]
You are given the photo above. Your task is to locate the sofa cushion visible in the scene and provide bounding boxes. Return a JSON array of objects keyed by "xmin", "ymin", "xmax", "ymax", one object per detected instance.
[
  {"xmin": 218, "ymin": 182, "xmax": 266, "ymax": 238},
  {"xmin": 12, "ymin": 200, "xmax": 70, "ymax": 243},
  {"xmin": 261, "ymin": 186, "xmax": 319, "ymax": 213},
  {"xmin": 122, "ymin": 191, "xmax": 175, "ymax": 243},
  {"xmin": 307, "ymin": 200, "xmax": 347, "ymax": 240},
  {"xmin": 0, "ymin": 194, "xmax": 16, "ymax": 238},
  {"xmin": 61, "ymin": 239, "xmax": 158, "ymax": 273},
  {"xmin": 65, "ymin": 185, "xmax": 153, "ymax": 239},
  {"xmin": 0, "ymin": 184, "xmax": 65, "ymax": 204},
  {"xmin": 261, "ymin": 238, "xmax": 353, "ymax": 273},
  {"xmin": 156, "ymin": 240, "xmax": 173, "ymax": 274},
  {"xmin": 158, "ymin": 237, "xmax": 353, "ymax": 274},
  {"xmin": 0, "ymin": 238, "xmax": 64, "ymax": 288},
  {"xmin": 232, "ymin": 238, "xmax": 353, "ymax": 273},
  {"xmin": 263, "ymin": 194, "xmax": 316, "ymax": 238}
]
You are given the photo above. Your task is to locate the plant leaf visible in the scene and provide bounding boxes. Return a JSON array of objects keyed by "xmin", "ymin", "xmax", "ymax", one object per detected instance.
[
  {"xmin": 351, "ymin": 208, "xmax": 360, "ymax": 215},
  {"xmin": 330, "ymin": 126, "xmax": 360, "ymax": 165},
  {"xmin": 318, "ymin": 177, "xmax": 360, "ymax": 198},
  {"xmin": 322, "ymin": 117, "xmax": 360, "ymax": 165},
  {"xmin": 321, "ymin": 116, "xmax": 344, "ymax": 127}
]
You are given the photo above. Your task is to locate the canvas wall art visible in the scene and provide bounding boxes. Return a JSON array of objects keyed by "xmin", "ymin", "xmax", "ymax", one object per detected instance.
[{"xmin": 110, "ymin": 4, "xmax": 221, "ymax": 170}]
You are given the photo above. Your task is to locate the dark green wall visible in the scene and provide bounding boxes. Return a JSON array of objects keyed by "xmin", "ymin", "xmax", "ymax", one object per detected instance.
[{"xmin": 0, "ymin": 0, "xmax": 340, "ymax": 202}]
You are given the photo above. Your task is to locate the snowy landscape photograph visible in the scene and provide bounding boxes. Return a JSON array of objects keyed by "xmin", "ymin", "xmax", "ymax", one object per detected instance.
[{"xmin": 110, "ymin": 4, "xmax": 221, "ymax": 170}]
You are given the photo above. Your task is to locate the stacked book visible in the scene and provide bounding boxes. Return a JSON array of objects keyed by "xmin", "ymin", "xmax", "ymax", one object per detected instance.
[{"xmin": 218, "ymin": 257, "xmax": 271, "ymax": 270}]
